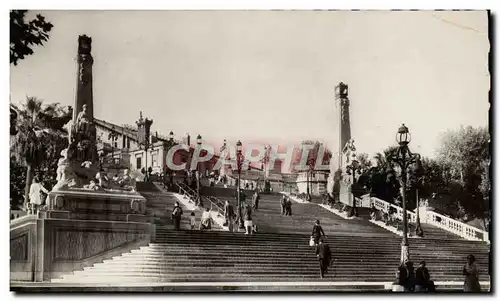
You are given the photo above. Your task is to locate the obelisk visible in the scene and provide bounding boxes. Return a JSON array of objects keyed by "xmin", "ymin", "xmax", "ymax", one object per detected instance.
[
  {"xmin": 68, "ymin": 34, "xmax": 97, "ymax": 165},
  {"xmin": 327, "ymin": 82, "xmax": 351, "ymax": 195},
  {"xmin": 74, "ymin": 35, "xmax": 94, "ymax": 122}
]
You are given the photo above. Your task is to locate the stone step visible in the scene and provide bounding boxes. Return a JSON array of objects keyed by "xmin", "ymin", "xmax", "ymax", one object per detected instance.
[
  {"xmin": 115, "ymin": 250, "xmax": 488, "ymax": 259},
  {"xmin": 58, "ymin": 273, "xmax": 486, "ymax": 283},
  {"xmin": 153, "ymin": 228, "xmax": 488, "ymax": 242},
  {"xmin": 40, "ymin": 279, "xmax": 486, "ymax": 292},
  {"xmin": 144, "ymin": 243, "xmax": 486, "ymax": 251},
  {"xmin": 91, "ymin": 261, "xmax": 470, "ymax": 269},
  {"xmin": 146, "ymin": 246, "xmax": 486, "ymax": 256},
  {"xmin": 151, "ymin": 235, "xmax": 487, "ymax": 248},
  {"xmin": 83, "ymin": 265, "xmax": 473, "ymax": 274}
]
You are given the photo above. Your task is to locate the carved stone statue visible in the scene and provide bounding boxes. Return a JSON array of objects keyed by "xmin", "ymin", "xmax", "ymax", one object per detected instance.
[
  {"xmin": 53, "ymin": 149, "xmax": 79, "ymax": 191},
  {"xmin": 76, "ymin": 104, "xmax": 90, "ymax": 135},
  {"xmin": 95, "ymin": 171, "xmax": 108, "ymax": 188},
  {"xmin": 68, "ymin": 104, "xmax": 97, "ymax": 164},
  {"xmin": 118, "ymin": 169, "xmax": 136, "ymax": 191}
]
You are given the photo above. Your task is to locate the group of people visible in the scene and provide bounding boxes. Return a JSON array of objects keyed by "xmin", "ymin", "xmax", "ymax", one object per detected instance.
[
  {"xmin": 171, "ymin": 202, "xmax": 214, "ymax": 231},
  {"xmin": 393, "ymin": 254, "xmax": 482, "ymax": 292},
  {"xmin": 311, "ymin": 220, "xmax": 332, "ymax": 278},
  {"xmin": 394, "ymin": 260, "xmax": 435, "ymax": 292},
  {"xmin": 280, "ymin": 195, "xmax": 293, "ymax": 216},
  {"xmin": 223, "ymin": 191, "xmax": 260, "ymax": 235}
]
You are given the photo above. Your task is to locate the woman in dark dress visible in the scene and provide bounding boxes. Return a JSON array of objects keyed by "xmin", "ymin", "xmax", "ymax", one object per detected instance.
[{"xmin": 312, "ymin": 220, "xmax": 326, "ymax": 246}]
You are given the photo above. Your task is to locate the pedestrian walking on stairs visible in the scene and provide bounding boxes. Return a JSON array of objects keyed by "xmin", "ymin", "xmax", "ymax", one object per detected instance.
[
  {"xmin": 280, "ymin": 195, "xmax": 287, "ymax": 215},
  {"xmin": 224, "ymin": 200, "xmax": 235, "ymax": 233},
  {"xmin": 315, "ymin": 238, "xmax": 332, "ymax": 279},
  {"xmin": 244, "ymin": 204, "xmax": 253, "ymax": 235},
  {"xmin": 252, "ymin": 191, "xmax": 260, "ymax": 211},
  {"xmin": 199, "ymin": 207, "xmax": 213, "ymax": 230},
  {"xmin": 172, "ymin": 202, "xmax": 183, "ymax": 231},
  {"xmin": 189, "ymin": 212, "xmax": 196, "ymax": 231},
  {"xmin": 285, "ymin": 197, "xmax": 292, "ymax": 216},
  {"xmin": 311, "ymin": 220, "xmax": 326, "ymax": 246}
]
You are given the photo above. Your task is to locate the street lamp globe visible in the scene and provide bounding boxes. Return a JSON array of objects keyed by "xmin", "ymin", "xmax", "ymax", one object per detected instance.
[
  {"xmin": 169, "ymin": 131, "xmax": 174, "ymax": 141},
  {"xmin": 236, "ymin": 140, "xmax": 243, "ymax": 154},
  {"xmin": 196, "ymin": 134, "xmax": 202, "ymax": 145},
  {"xmin": 396, "ymin": 124, "xmax": 411, "ymax": 146}
]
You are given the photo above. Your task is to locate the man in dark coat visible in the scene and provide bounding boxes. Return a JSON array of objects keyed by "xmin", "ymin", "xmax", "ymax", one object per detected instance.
[
  {"xmin": 415, "ymin": 260, "xmax": 431, "ymax": 292},
  {"xmin": 280, "ymin": 195, "xmax": 287, "ymax": 215},
  {"xmin": 285, "ymin": 197, "xmax": 292, "ymax": 216},
  {"xmin": 224, "ymin": 200, "xmax": 235, "ymax": 232},
  {"xmin": 171, "ymin": 202, "xmax": 183, "ymax": 230},
  {"xmin": 315, "ymin": 238, "xmax": 332, "ymax": 278}
]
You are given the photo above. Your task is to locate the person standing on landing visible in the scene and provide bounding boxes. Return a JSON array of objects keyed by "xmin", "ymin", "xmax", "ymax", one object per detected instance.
[
  {"xmin": 29, "ymin": 177, "xmax": 49, "ymax": 214},
  {"xmin": 463, "ymin": 254, "xmax": 481, "ymax": 292}
]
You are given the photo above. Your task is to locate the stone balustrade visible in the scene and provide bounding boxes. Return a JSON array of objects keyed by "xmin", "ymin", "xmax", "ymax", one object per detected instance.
[
  {"xmin": 367, "ymin": 195, "xmax": 489, "ymax": 243},
  {"xmin": 427, "ymin": 211, "xmax": 489, "ymax": 243}
]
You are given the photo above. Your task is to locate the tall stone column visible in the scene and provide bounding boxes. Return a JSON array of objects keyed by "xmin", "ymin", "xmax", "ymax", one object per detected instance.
[
  {"xmin": 74, "ymin": 35, "xmax": 94, "ymax": 122},
  {"xmin": 66, "ymin": 35, "xmax": 98, "ymax": 167},
  {"xmin": 327, "ymin": 82, "xmax": 351, "ymax": 195}
]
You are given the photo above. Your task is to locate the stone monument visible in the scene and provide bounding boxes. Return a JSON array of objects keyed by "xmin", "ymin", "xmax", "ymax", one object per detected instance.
[
  {"xmin": 10, "ymin": 35, "xmax": 151, "ymax": 282},
  {"xmin": 327, "ymin": 82, "xmax": 352, "ymax": 199}
]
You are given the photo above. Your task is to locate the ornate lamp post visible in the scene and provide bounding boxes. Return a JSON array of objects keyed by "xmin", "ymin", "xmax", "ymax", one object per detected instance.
[
  {"xmin": 236, "ymin": 140, "xmax": 245, "ymax": 230},
  {"xmin": 169, "ymin": 131, "xmax": 175, "ymax": 184},
  {"xmin": 136, "ymin": 112, "xmax": 153, "ymax": 181},
  {"xmin": 196, "ymin": 134, "xmax": 202, "ymax": 206},
  {"xmin": 388, "ymin": 124, "xmax": 420, "ymax": 263},
  {"xmin": 306, "ymin": 156, "xmax": 315, "ymax": 202},
  {"xmin": 346, "ymin": 152, "xmax": 362, "ymax": 217},
  {"xmin": 414, "ymin": 158, "xmax": 424, "ymax": 237},
  {"xmin": 262, "ymin": 145, "xmax": 271, "ymax": 193}
]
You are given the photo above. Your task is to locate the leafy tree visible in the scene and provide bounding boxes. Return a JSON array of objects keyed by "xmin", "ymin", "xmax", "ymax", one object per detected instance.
[
  {"xmin": 368, "ymin": 147, "xmax": 401, "ymax": 203},
  {"xmin": 10, "ymin": 96, "xmax": 72, "ymax": 207},
  {"xmin": 10, "ymin": 10, "xmax": 54, "ymax": 66},
  {"xmin": 356, "ymin": 152, "xmax": 372, "ymax": 171},
  {"xmin": 436, "ymin": 126, "xmax": 490, "ymax": 223},
  {"xmin": 10, "ymin": 156, "xmax": 26, "ymax": 209}
]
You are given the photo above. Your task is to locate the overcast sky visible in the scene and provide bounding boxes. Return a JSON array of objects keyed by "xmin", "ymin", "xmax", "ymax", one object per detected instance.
[{"xmin": 10, "ymin": 10, "xmax": 489, "ymax": 158}]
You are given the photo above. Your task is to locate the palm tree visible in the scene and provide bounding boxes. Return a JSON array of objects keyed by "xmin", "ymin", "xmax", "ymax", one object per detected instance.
[{"xmin": 10, "ymin": 96, "xmax": 72, "ymax": 207}]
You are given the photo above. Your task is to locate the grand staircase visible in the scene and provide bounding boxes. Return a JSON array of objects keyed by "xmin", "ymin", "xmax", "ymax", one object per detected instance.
[{"xmin": 48, "ymin": 185, "xmax": 490, "ymax": 292}]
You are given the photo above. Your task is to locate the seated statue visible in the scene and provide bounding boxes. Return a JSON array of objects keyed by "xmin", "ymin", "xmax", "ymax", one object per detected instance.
[
  {"xmin": 75, "ymin": 104, "xmax": 90, "ymax": 135},
  {"xmin": 84, "ymin": 179, "xmax": 101, "ymax": 191},
  {"xmin": 118, "ymin": 169, "xmax": 136, "ymax": 191},
  {"xmin": 53, "ymin": 149, "xmax": 79, "ymax": 191},
  {"xmin": 95, "ymin": 171, "xmax": 109, "ymax": 189}
]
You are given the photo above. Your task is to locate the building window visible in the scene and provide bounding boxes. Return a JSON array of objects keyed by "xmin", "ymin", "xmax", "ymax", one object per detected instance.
[
  {"xmin": 127, "ymin": 138, "xmax": 130, "ymax": 149},
  {"xmin": 152, "ymin": 153, "xmax": 158, "ymax": 167},
  {"xmin": 136, "ymin": 157, "xmax": 142, "ymax": 169},
  {"xmin": 122, "ymin": 136, "xmax": 126, "ymax": 149}
]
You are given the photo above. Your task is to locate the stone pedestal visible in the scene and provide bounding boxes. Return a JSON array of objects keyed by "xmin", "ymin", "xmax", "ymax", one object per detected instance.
[
  {"xmin": 46, "ymin": 189, "xmax": 148, "ymax": 222},
  {"xmin": 10, "ymin": 188, "xmax": 152, "ymax": 282}
]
